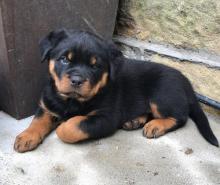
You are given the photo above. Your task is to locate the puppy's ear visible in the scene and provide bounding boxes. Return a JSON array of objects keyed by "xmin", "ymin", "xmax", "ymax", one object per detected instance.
[
  {"xmin": 106, "ymin": 40, "xmax": 122, "ymax": 81},
  {"xmin": 39, "ymin": 29, "xmax": 68, "ymax": 62},
  {"xmin": 106, "ymin": 40, "xmax": 123, "ymax": 60}
]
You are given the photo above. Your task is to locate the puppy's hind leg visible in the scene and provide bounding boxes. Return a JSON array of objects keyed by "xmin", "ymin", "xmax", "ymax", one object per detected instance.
[
  {"xmin": 143, "ymin": 102, "xmax": 188, "ymax": 138},
  {"xmin": 122, "ymin": 114, "xmax": 152, "ymax": 130}
]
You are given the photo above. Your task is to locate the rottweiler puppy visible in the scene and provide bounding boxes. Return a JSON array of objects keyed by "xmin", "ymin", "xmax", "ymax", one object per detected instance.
[{"xmin": 14, "ymin": 29, "xmax": 219, "ymax": 152}]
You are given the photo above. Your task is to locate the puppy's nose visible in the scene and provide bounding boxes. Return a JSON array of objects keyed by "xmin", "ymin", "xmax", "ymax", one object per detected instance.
[{"xmin": 70, "ymin": 76, "xmax": 84, "ymax": 87}]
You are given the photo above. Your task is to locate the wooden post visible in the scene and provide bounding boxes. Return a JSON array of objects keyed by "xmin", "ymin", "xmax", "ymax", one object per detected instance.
[{"xmin": 0, "ymin": 0, "xmax": 119, "ymax": 119}]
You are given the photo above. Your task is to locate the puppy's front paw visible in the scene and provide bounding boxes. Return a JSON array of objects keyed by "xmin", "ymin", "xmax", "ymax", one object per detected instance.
[{"xmin": 14, "ymin": 130, "xmax": 42, "ymax": 153}]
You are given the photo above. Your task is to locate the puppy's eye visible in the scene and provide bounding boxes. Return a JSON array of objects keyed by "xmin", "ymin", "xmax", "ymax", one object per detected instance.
[{"xmin": 60, "ymin": 56, "xmax": 69, "ymax": 65}]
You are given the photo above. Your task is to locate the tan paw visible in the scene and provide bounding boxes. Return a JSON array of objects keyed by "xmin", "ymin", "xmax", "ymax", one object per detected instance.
[
  {"xmin": 143, "ymin": 118, "xmax": 176, "ymax": 138},
  {"xmin": 14, "ymin": 130, "xmax": 42, "ymax": 153},
  {"xmin": 143, "ymin": 121, "xmax": 165, "ymax": 138}
]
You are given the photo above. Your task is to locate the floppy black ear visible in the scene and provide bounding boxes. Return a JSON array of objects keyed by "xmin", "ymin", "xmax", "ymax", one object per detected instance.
[
  {"xmin": 106, "ymin": 40, "xmax": 123, "ymax": 81},
  {"xmin": 106, "ymin": 40, "xmax": 123, "ymax": 60},
  {"xmin": 39, "ymin": 29, "xmax": 68, "ymax": 62}
]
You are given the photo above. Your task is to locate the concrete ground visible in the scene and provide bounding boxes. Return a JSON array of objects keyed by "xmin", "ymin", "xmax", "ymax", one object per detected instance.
[{"xmin": 0, "ymin": 111, "xmax": 220, "ymax": 185}]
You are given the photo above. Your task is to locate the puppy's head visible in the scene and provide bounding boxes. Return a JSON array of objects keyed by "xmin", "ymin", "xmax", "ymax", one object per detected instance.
[{"xmin": 39, "ymin": 29, "xmax": 122, "ymax": 102}]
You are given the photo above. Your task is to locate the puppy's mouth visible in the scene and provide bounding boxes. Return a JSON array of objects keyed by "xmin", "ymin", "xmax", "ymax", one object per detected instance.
[{"xmin": 59, "ymin": 91, "xmax": 84, "ymax": 98}]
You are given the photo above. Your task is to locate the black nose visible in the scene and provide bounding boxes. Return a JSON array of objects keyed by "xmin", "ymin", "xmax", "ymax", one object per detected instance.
[{"xmin": 70, "ymin": 76, "xmax": 84, "ymax": 87}]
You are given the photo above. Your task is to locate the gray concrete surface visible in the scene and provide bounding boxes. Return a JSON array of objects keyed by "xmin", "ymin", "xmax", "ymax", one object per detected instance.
[{"xmin": 0, "ymin": 111, "xmax": 220, "ymax": 185}]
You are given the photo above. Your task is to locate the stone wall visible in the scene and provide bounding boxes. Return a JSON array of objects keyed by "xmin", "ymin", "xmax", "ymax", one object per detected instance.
[{"xmin": 116, "ymin": 0, "xmax": 220, "ymax": 54}]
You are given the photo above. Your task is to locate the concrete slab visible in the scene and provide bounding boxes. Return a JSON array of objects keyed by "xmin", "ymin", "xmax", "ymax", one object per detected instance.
[{"xmin": 0, "ymin": 111, "xmax": 220, "ymax": 185}]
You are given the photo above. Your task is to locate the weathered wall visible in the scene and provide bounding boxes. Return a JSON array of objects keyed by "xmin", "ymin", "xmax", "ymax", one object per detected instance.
[{"xmin": 116, "ymin": 0, "xmax": 220, "ymax": 54}]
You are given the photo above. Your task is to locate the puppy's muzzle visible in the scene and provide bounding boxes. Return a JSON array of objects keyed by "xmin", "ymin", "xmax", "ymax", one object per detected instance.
[{"xmin": 70, "ymin": 75, "xmax": 85, "ymax": 87}]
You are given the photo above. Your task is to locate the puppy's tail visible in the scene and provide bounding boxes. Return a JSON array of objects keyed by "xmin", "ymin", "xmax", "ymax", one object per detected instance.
[{"xmin": 189, "ymin": 101, "xmax": 219, "ymax": 147}]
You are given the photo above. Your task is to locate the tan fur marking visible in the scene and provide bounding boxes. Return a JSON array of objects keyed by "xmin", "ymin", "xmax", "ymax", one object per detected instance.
[
  {"xmin": 150, "ymin": 103, "xmax": 162, "ymax": 118},
  {"xmin": 137, "ymin": 115, "xmax": 148, "ymax": 125},
  {"xmin": 143, "ymin": 118, "xmax": 176, "ymax": 138},
  {"xmin": 90, "ymin": 56, "xmax": 97, "ymax": 65},
  {"xmin": 14, "ymin": 112, "xmax": 53, "ymax": 152},
  {"xmin": 77, "ymin": 72, "xmax": 108, "ymax": 102},
  {"xmin": 89, "ymin": 72, "xmax": 108, "ymax": 96},
  {"xmin": 56, "ymin": 116, "xmax": 89, "ymax": 143},
  {"xmin": 59, "ymin": 74, "xmax": 72, "ymax": 92},
  {"xmin": 87, "ymin": 110, "xmax": 97, "ymax": 116},
  {"xmin": 29, "ymin": 113, "xmax": 53, "ymax": 136},
  {"xmin": 40, "ymin": 99, "xmax": 59, "ymax": 117},
  {"xmin": 49, "ymin": 60, "xmax": 72, "ymax": 93},
  {"xmin": 58, "ymin": 93, "xmax": 69, "ymax": 100},
  {"xmin": 67, "ymin": 51, "xmax": 74, "ymax": 61}
]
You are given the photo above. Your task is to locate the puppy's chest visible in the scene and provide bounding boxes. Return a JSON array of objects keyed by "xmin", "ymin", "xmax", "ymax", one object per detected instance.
[{"xmin": 61, "ymin": 99, "xmax": 100, "ymax": 120}]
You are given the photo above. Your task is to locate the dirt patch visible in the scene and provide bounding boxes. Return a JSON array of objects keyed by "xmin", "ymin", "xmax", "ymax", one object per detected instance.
[
  {"xmin": 116, "ymin": 0, "xmax": 220, "ymax": 54},
  {"xmin": 184, "ymin": 148, "xmax": 193, "ymax": 155}
]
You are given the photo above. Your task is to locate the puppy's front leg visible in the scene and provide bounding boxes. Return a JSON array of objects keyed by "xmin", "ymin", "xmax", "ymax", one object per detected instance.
[
  {"xmin": 56, "ymin": 114, "xmax": 117, "ymax": 143},
  {"xmin": 14, "ymin": 107, "xmax": 55, "ymax": 153}
]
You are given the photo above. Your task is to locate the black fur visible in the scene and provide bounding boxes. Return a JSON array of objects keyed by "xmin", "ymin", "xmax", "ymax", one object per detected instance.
[{"xmin": 38, "ymin": 29, "xmax": 219, "ymax": 146}]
